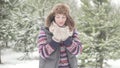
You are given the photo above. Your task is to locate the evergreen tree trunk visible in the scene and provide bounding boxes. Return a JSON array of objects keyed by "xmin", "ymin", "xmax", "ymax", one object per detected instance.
[
  {"xmin": 100, "ymin": 54, "xmax": 103, "ymax": 68},
  {"xmin": 0, "ymin": 49, "xmax": 2, "ymax": 64},
  {"xmin": 96, "ymin": 53, "xmax": 104, "ymax": 68},
  {"xmin": 99, "ymin": 0, "xmax": 102, "ymax": 5},
  {"xmin": 42, "ymin": 9, "xmax": 45, "ymax": 22},
  {"xmin": 80, "ymin": 59, "xmax": 85, "ymax": 68},
  {"xmin": 5, "ymin": 41, "xmax": 8, "ymax": 48},
  {"xmin": 95, "ymin": 56, "xmax": 98, "ymax": 68}
]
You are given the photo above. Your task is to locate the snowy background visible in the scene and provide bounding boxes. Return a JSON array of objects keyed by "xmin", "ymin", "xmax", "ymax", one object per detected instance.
[
  {"xmin": 0, "ymin": 0, "xmax": 120, "ymax": 68},
  {"xmin": 0, "ymin": 48, "xmax": 120, "ymax": 68},
  {"xmin": 0, "ymin": 49, "xmax": 39, "ymax": 68}
]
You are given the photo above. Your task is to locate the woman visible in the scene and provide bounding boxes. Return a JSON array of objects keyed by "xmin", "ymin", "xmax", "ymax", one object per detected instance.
[{"xmin": 38, "ymin": 3, "xmax": 82, "ymax": 68}]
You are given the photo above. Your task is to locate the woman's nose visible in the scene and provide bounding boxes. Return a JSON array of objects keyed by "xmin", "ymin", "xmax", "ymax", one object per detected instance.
[{"xmin": 59, "ymin": 17, "xmax": 64, "ymax": 21}]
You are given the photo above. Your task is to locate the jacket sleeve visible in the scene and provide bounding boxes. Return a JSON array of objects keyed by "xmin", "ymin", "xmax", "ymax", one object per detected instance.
[
  {"xmin": 63, "ymin": 29, "xmax": 82, "ymax": 55},
  {"xmin": 37, "ymin": 29, "xmax": 60, "ymax": 59}
]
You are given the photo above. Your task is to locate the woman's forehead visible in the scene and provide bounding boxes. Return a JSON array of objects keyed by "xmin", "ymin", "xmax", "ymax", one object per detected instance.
[{"xmin": 55, "ymin": 14, "xmax": 66, "ymax": 16}]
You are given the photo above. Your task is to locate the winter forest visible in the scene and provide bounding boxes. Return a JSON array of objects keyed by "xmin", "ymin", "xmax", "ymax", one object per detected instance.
[{"xmin": 0, "ymin": 0, "xmax": 120, "ymax": 68}]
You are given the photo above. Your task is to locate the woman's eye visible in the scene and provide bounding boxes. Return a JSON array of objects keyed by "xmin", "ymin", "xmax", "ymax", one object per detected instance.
[
  {"xmin": 62, "ymin": 17, "xmax": 66, "ymax": 19},
  {"xmin": 56, "ymin": 17, "xmax": 60, "ymax": 18}
]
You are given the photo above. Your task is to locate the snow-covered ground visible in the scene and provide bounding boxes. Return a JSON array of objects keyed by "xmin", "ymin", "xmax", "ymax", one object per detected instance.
[
  {"xmin": 0, "ymin": 49, "xmax": 39, "ymax": 68},
  {"xmin": 0, "ymin": 49, "xmax": 120, "ymax": 68},
  {"xmin": 106, "ymin": 59, "xmax": 120, "ymax": 68}
]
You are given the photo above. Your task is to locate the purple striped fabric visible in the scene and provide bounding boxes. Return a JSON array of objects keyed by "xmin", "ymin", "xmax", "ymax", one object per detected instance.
[
  {"xmin": 38, "ymin": 29, "xmax": 82, "ymax": 67},
  {"xmin": 58, "ymin": 45, "xmax": 70, "ymax": 68},
  {"xmin": 38, "ymin": 30, "xmax": 54, "ymax": 59}
]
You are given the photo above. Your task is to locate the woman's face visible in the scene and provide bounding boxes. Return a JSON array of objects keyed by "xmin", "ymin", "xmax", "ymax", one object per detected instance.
[{"xmin": 54, "ymin": 14, "xmax": 67, "ymax": 27}]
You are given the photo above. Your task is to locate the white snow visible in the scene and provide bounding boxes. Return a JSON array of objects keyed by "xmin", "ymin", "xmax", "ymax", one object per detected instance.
[
  {"xmin": 0, "ymin": 48, "xmax": 120, "ymax": 68},
  {"xmin": 0, "ymin": 49, "xmax": 39, "ymax": 68},
  {"xmin": 107, "ymin": 59, "xmax": 120, "ymax": 68}
]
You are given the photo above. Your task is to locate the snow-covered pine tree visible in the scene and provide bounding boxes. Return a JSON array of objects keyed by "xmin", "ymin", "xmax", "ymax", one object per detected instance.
[
  {"xmin": 11, "ymin": 0, "xmax": 70, "ymax": 60},
  {"xmin": 77, "ymin": 0, "xmax": 120, "ymax": 68},
  {"xmin": 0, "ymin": 0, "xmax": 17, "ymax": 64}
]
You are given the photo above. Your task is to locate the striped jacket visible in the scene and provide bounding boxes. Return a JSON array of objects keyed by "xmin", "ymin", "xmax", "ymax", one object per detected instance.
[{"xmin": 38, "ymin": 27, "xmax": 82, "ymax": 68}]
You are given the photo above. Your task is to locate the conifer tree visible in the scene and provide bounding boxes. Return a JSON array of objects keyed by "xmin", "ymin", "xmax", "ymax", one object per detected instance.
[{"xmin": 77, "ymin": 0, "xmax": 120, "ymax": 68}]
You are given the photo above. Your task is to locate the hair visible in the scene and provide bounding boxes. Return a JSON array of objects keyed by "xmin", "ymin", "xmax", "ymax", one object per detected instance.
[{"xmin": 45, "ymin": 3, "xmax": 75, "ymax": 31}]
